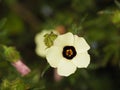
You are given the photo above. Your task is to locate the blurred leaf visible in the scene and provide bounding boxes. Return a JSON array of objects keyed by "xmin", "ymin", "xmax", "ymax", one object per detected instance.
[
  {"xmin": 0, "ymin": 18, "xmax": 7, "ymax": 30},
  {"xmin": 0, "ymin": 30, "xmax": 11, "ymax": 44},
  {"xmin": 4, "ymin": 0, "xmax": 16, "ymax": 5},
  {"xmin": 112, "ymin": 10, "xmax": 120, "ymax": 24},
  {"xmin": 72, "ymin": 0, "xmax": 94, "ymax": 13},
  {"xmin": 4, "ymin": 13, "xmax": 24, "ymax": 35},
  {"xmin": 11, "ymin": 78, "xmax": 26, "ymax": 90},
  {"xmin": 0, "ymin": 78, "xmax": 27, "ymax": 90},
  {"xmin": 114, "ymin": 0, "xmax": 120, "ymax": 9},
  {"xmin": 0, "ymin": 79, "xmax": 10, "ymax": 90}
]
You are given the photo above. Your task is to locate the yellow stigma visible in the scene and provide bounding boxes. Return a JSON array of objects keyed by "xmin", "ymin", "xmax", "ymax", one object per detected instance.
[{"xmin": 66, "ymin": 49, "xmax": 73, "ymax": 57}]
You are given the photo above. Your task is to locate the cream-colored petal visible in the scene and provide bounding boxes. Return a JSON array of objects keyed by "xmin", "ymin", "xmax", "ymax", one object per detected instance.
[
  {"xmin": 35, "ymin": 30, "xmax": 48, "ymax": 45},
  {"xmin": 74, "ymin": 35, "xmax": 90, "ymax": 53},
  {"xmin": 35, "ymin": 30, "xmax": 58, "ymax": 57},
  {"xmin": 57, "ymin": 59, "xmax": 77, "ymax": 76},
  {"xmin": 54, "ymin": 32, "xmax": 74, "ymax": 47},
  {"xmin": 46, "ymin": 46, "xmax": 62, "ymax": 67},
  {"xmin": 35, "ymin": 30, "xmax": 48, "ymax": 57},
  {"xmin": 72, "ymin": 52, "xmax": 90, "ymax": 68},
  {"xmin": 35, "ymin": 45, "xmax": 47, "ymax": 57}
]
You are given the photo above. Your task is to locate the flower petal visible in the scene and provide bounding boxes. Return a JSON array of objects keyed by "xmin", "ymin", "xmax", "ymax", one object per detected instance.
[
  {"xmin": 57, "ymin": 59, "xmax": 77, "ymax": 76},
  {"xmin": 54, "ymin": 32, "xmax": 74, "ymax": 47},
  {"xmin": 35, "ymin": 44, "xmax": 47, "ymax": 57},
  {"xmin": 35, "ymin": 30, "xmax": 59, "ymax": 57},
  {"xmin": 46, "ymin": 46, "xmax": 62, "ymax": 67},
  {"xmin": 74, "ymin": 35, "xmax": 90, "ymax": 53},
  {"xmin": 72, "ymin": 52, "xmax": 90, "ymax": 68},
  {"xmin": 35, "ymin": 30, "xmax": 48, "ymax": 57}
]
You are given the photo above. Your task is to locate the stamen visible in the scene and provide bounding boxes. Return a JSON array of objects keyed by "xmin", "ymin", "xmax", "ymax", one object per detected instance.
[
  {"xmin": 62, "ymin": 46, "xmax": 77, "ymax": 60},
  {"xmin": 66, "ymin": 49, "xmax": 73, "ymax": 56}
]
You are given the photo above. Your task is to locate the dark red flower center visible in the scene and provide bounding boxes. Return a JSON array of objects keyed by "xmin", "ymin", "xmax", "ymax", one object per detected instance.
[{"xmin": 62, "ymin": 46, "xmax": 77, "ymax": 59}]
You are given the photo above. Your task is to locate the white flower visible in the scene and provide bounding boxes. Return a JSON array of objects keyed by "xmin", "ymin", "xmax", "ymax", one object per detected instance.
[
  {"xmin": 35, "ymin": 30, "xmax": 59, "ymax": 57},
  {"xmin": 46, "ymin": 32, "xmax": 90, "ymax": 76}
]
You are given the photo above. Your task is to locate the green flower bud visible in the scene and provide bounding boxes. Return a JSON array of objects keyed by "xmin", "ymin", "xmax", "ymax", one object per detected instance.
[
  {"xmin": 44, "ymin": 32, "xmax": 58, "ymax": 48},
  {"xmin": 4, "ymin": 46, "xmax": 21, "ymax": 63}
]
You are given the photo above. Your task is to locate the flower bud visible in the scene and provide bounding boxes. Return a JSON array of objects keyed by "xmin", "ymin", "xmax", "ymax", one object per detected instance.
[
  {"xmin": 11, "ymin": 60, "xmax": 31, "ymax": 76},
  {"xmin": 3, "ymin": 45, "xmax": 31, "ymax": 76},
  {"xmin": 4, "ymin": 46, "xmax": 21, "ymax": 63}
]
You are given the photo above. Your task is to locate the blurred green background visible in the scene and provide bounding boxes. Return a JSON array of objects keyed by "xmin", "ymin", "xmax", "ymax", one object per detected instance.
[{"xmin": 0, "ymin": 0, "xmax": 120, "ymax": 90}]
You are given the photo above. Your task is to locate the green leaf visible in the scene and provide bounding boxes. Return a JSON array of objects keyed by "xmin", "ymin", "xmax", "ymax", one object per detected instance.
[
  {"xmin": 114, "ymin": 0, "xmax": 120, "ymax": 9},
  {"xmin": 0, "ymin": 18, "xmax": 7, "ymax": 30},
  {"xmin": 0, "ymin": 78, "xmax": 27, "ymax": 90},
  {"xmin": 0, "ymin": 79, "xmax": 11, "ymax": 90},
  {"xmin": 11, "ymin": 79, "xmax": 26, "ymax": 90}
]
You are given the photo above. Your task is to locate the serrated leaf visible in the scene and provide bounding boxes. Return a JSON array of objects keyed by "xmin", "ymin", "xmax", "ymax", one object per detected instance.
[{"xmin": 44, "ymin": 32, "xmax": 57, "ymax": 48}]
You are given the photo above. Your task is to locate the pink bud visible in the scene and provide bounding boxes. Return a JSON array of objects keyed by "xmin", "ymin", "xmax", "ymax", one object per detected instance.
[{"xmin": 12, "ymin": 60, "xmax": 31, "ymax": 76}]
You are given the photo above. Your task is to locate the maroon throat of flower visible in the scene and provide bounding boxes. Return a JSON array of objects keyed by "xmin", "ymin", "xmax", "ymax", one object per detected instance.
[{"xmin": 62, "ymin": 46, "xmax": 77, "ymax": 59}]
